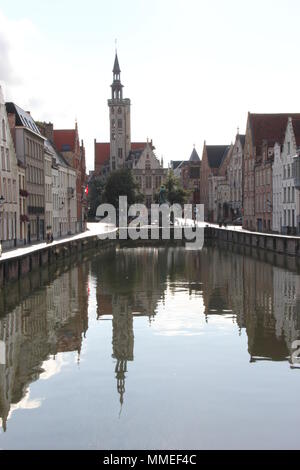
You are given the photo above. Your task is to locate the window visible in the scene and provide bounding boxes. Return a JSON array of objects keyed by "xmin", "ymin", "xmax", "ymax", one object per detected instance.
[
  {"xmin": 2, "ymin": 120, "xmax": 6, "ymax": 141},
  {"xmin": 284, "ymin": 188, "xmax": 286, "ymax": 203},
  {"xmin": 111, "ymin": 132, "xmax": 115, "ymax": 141},
  {"xmin": 6, "ymin": 149, "xmax": 10, "ymax": 171},
  {"xmin": 112, "ymin": 157, "xmax": 116, "ymax": 170},
  {"xmin": 145, "ymin": 161, "xmax": 151, "ymax": 170},
  {"xmin": 1, "ymin": 146, "xmax": 5, "ymax": 170},
  {"xmin": 118, "ymin": 148, "xmax": 123, "ymax": 159},
  {"xmin": 118, "ymin": 119, "xmax": 122, "ymax": 129},
  {"xmin": 111, "ymin": 119, "xmax": 115, "ymax": 129},
  {"xmin": 146, "ymin": 175, "xmax": 152, "ymax": 189},
  {"xmin": 118, "ymin": 107, "xmax": 122, "ymax": 114}
]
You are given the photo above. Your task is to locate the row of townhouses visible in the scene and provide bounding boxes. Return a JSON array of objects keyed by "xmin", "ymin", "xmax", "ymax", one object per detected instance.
[
  {"xmin": 0, "ymin": 85, "xmax": 87, "ymax": 250},
  {"xmin": 173, "ymin": 113, "xmax": 300, "ymax": 235}
]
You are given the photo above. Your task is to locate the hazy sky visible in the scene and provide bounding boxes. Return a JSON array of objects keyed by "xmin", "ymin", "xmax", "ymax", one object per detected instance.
[{"xmin": 1, "ymin": 0, "xmax": 300, "ymax": 170}]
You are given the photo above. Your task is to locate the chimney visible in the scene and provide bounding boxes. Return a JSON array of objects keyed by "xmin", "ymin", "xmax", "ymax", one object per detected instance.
[{"xmin": 37, "ymin": 122, "xmax": 54, "ymax": 143}]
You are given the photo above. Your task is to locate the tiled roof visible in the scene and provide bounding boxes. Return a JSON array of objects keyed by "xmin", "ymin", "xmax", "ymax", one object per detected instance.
[
  {"xmin": 53, "ymin": 129, "xmax": 76, "ymax": 152},
  {"xmin": 95, "ymin": 142, "xmax": 148, "ymax": 167},
  {"xmin": 189, "ymin": 148, "xmax": 200, "ymax": 162},
  {"xmin": 5, "ymin": 102, "xmax": 42, "ymax": 136},
  {"xmin": 249, "ymin": 113, "xmax": 300, "ymax": 147},
  {"xmin": 95, "ymin": 142, "xmax": 110, "ymax": 167},
  {"xmin": 131, "ymin": 142, "xmax": 148, "ymax": 151},
  {"xmin": 206, "ymin": 145, "xmax": 230, "ymax": 169}
]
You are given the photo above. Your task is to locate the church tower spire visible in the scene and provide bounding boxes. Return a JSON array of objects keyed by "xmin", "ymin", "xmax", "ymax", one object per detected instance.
[{"xmin": 108, "ymin": 52, "xmax": 131, "ymax": 171}]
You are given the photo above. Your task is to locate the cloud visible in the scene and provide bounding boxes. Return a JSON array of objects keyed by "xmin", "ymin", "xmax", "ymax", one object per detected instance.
[{"xmin": 0, "ymin": 9, "xmax": 38, "ymax": 91}]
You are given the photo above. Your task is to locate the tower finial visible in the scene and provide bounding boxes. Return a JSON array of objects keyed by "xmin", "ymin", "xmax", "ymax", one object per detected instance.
[{"xmin": 115, "ymin": 38, "xmax": 117, "ymax": 54}]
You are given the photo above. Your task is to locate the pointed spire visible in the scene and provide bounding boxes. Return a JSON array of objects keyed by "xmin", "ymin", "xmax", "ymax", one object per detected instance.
[{"xmin": 113, "ymin": 53, "xmax": 121, "ymax": 74}]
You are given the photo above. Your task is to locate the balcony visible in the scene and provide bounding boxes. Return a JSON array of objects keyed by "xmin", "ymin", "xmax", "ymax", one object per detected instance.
[{"xmin": 292, "ymin": 155, "xmax": 300, "ymax": 189}]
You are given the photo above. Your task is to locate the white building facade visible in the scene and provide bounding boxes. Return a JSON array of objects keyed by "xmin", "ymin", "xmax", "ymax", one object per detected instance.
[
  {"xmin": 272, "ymin": 142, "xmax": 282, "ymax": 233},
  {"xmin": 272, "ymin": 117, "xmax": 300, "ymax": 234},
  {"xmin": 45, "ymin": 140, "xmax": 77, "ymax": 239},
  {"xmin": 227, "ymin": 133, "xmax": 244, "ymax": 219},
  {"xmin": 0, "ymin": 85, "xmax": 19, "ymax": 249}
]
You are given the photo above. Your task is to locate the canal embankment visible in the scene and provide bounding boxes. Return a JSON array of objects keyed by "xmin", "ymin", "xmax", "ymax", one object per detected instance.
[{"xmin": 206, "ymin": 225, "xmax": 300, "ymax": 258}]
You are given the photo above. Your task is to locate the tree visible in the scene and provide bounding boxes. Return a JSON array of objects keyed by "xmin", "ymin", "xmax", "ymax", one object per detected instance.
[
  {"xmin": 161, "ymin": 171, "xmax": 189, "ymax": 206},
  {"xmin": 102, "ymin": 169, "xmax": 144, "ymax": 207},
  {"xmin": 87, "ymin": 177, "xmax": 104, "ymax": 220}
]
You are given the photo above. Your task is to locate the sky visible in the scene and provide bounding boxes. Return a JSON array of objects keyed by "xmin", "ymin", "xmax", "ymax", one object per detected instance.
[{"xmin": 1, "ymin": 0, "xmax": 300, "ymax": 171}]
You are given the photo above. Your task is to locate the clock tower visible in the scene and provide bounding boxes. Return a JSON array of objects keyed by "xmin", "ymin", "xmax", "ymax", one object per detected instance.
[{"xmin": 108, "ymin": 53, "xmax": 131, "ymax": 170}]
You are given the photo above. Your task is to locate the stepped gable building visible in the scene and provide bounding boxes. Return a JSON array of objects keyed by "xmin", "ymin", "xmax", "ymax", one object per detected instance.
[
  {"xmin": 200, "ymin": 143, "xmax": 231, "ymax": 221},
  {"xmin": 94, "ymin": 53, "xmax": 166, "ymax": 204},
  {"xmin": 243, "ymin": 113, "xmax": 300, "ymax": 232},
  {"xmin": 272, "ymin": 117, "xmax": 300, "ymax": 234},
  {"xmin": 227, "ymin": 132, "xmax": 245, "ymax": 220},
  {"xmin": 6, "ymin": 102, "xmax": 45, "ymax": 243},
  {"xmin": 53, "ymin": 123, "xmax": 87, "ymax": 232}
]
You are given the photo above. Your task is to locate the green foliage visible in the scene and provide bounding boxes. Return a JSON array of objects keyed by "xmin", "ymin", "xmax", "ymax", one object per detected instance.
[
  {"xmin": 88, "ymin": 177, "xmax": 104, "ymax": 220},
  {"xmin": 102, "ymin": 169, "xmax": 144, "ymax": 207},
  {"xmin": 161, "ymin": 171, "xmax": 189, "ymax": 206}
]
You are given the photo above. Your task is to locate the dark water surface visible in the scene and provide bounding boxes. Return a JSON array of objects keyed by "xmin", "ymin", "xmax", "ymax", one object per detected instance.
[{"xmin": 0, "ymin": 244, "xmax": 300, "ymax": 450}]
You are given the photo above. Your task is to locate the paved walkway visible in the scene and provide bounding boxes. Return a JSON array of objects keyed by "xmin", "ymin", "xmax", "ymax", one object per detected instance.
[
  {"xmin": 1, "ymin": 220, "xmax": 299, "ymax": 262},
  {"xmin": 0, "ymin": 223, "xmax": 117, "ymax": 261}
]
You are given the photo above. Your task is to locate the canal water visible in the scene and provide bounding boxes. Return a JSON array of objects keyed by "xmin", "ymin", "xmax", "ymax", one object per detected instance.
[{"xmin": 0, "ymin": 243, "xmax": 300, "ymax": 449}]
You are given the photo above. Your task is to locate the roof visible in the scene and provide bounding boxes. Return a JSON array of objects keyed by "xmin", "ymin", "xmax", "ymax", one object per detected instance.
[
  {"xmin": 45, "ymin": 139, "xmax": 69, "ymax": 168},
  {"xmin": 127, "ymin": 148, "xmax": 144, "ymax": 162},
  {"xmin": 290, "ymin": 118, "xmax": 300, "ymax": 147},
  {"xmin": 170, "ymin": 160, "xmax": 184, "ymax": 170},
  {"xmin": 189, "ymin": 148, "xmax": 200, "ymax": 162},
  {"xmin": 95, "ymin": 142, "xmax": 148, "ymax": 167},
  {"xmin": 206, "ymin": 145, "xmax": 231, "ymax": 169},
  {"xmin": 131, "ymin": 142, "xmax": 148, "ymax": 151},
  {"xmin": 53, "ymin": 129, "xmax": 76, "ymax": 152},
  {"xmin": 249, "ymin": 113, "xmax": 300, "ymax": 148},
  {"xmin": 95, "ymin": 142, "xmax": 110, "ymax": 168},
  {"xmin": 5, "ymin": 102, "xmax": 42, "ymax": 136},
  {"xmin": 238, "ymin": 134, "xmax": 246, "ymax": 147},
  {"xmin": 113, "ymin": 53, "xmax": 121, "ymax": 74}
]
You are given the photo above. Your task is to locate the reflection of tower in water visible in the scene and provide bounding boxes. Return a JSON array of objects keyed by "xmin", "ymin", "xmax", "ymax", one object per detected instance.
[{"xmin": 112, "ymin": 298, "xmax": 134, "ymax": 410}]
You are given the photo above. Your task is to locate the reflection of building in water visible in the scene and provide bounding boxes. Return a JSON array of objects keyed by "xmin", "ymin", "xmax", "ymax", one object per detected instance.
[
  {"xmin": 0, "ymin": 263, "xmax": 89, "ymax": 431},
  {"xmin": 93, "ymin": 248, "xmax": 168, "ymax": 407},
  {"xmin": 112, "ymin": 309, "xmax": 134, "ymax": 407},
  {"xmin": 198, "ymin": 246, "xmax": 244, "ymax": 326},
  {"xmin": 273, "ymin": 267, "xmax": 300, "ymax": 359},
  {"xmin": 243, "ymin": 257, "xmax": 289, "ymax": 362}
]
